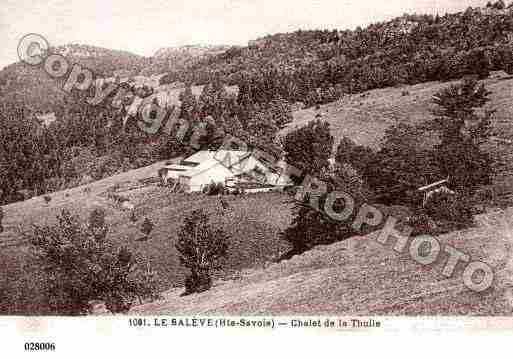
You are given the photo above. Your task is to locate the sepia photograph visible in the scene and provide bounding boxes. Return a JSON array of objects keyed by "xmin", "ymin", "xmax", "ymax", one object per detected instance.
[{"xmin": 1, "ymin": 0, "xmax": 513, "ymax": 356}]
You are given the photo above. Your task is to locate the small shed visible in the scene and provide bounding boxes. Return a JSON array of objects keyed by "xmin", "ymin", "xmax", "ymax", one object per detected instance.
[{"xmin": 417, "ymin": 178, "xmax": 455, "ymax": 207}]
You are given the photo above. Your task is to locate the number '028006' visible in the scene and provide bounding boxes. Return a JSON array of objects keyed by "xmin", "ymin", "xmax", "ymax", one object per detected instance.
[{"xmin": 24, "ymin": 342, "xmax": 56, "ymax": 351}]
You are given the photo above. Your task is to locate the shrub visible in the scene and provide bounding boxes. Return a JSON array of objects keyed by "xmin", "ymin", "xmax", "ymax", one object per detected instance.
[
  {"xmin": 129, "ymin": 211, "xmax": 138, "ymax": 223},
  {"xmin": 138, "ymin": 217, "xmax": 154, "ymax": 241},
  {"xmin": 423, "ymin": 190, "xmax": 474, "ymax": 229},
  {"xmin": 26, "ymin": 209, "xmax": 160, "ymax": 315},
  {"xmin": 175, "ymin": 210, "xmax": 229, "ymax": 295},
  {"xmin": 0, "ymin": 207, "xmax": 3, "ymax": 233},
  {"xmin": 203, "ymin": 181, "xmax": 226, "ymax": 196}
]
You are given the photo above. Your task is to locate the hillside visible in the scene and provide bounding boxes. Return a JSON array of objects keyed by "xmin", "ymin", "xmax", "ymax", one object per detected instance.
[
  {"xmin": 1, "ymin": 73, "xmax": 513, "ymax": 314},
  {"xmin": 282, "ymin": 71, "xmax": 513, "ymax": 147},
  {"xmin": 0, "ymin": 44, "xmax": 149, "ymax": 112},
  {"xmin": 133, "ymin": 206, "xmax": 513, "ymax": 315},
  {"xmin": 5, "ymin": 3, "xmax": 513, "ymax": 113},
  {"xmin": 0, "ymin": 158, "xmax": 293, "ymax": 314},
  {"xmin": 280, "ymin": 70, "xmax": 513, "ymax": 202},
  {"xmin": 170, "ymin": 4, "xmax": 513, "ymax": 101},
  {"xmin": 0, "ymin": 43, "xmax": 228, "ymax": 112}
]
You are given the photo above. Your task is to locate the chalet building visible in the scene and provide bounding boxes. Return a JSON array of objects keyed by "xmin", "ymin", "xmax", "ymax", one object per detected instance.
[{"xmin": 159, "ymin": 150, "xmax": 293, "ymax": 193}]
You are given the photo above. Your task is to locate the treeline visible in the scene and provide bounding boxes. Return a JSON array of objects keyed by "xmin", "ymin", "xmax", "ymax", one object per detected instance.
[{"xmin": 162, "ymin": 3, "xmax": 513, "ymax": 107}]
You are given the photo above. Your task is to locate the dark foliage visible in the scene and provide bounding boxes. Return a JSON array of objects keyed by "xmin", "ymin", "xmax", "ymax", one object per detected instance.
[
  {"xmin": 423, "ymin": 190, "xmax": 475, "ymax": 228},
  {"xmin": 162, "ymin": 7, "xmax": 513, "ymax": 107},
  {"xmin": 430, "ymin": 77, "xmax": 495, "ymax": 194},
  {"xmin": 283, "ymin": 120, "xmax": 334, "ymax": 181},
  {"xmin": 175, "ymin": 210, "xmax": 229, "ymax": 294},
  {"xmin": 202, "ymin": 182, "xmax": 226, "ymax": 196},
  {"xmin": 26, "ymin": 209, "xmax": 160, "ymax": 315},
  {"xmin": 140, "ymin": 217, "xmax": 154, "ymax": 241},
  {"xmin": 281, "ymin": 164, "xmax": 372, "ymax": 257}
]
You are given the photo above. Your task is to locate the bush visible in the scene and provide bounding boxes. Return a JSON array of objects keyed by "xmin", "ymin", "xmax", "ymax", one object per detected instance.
[
  {"xmin": 26, "ymin": 209, "xmax": 160, "ymax": 315},
  {"xmin": 0, "ymin": 207, "xmax": 3, "ymax": 233},
  {"xmin": 202, "ymin": 181, "xmax": 226, "ymax": 196},
  {"xmin": 138, "ymin": 217, "xmax": 154, "ymax": 241},
  {"xmin": 423, "ymin": 190, "xmax": 474, "ymax": 229},
  {"xmin": 175, "ymin": 210, "xmax": 229, "ymax": 295}
]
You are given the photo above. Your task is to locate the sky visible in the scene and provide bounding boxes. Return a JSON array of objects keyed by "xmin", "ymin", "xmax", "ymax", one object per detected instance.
[{"xmin": 0, "ymin": 0, "xmax": 490, "ymax": 68}]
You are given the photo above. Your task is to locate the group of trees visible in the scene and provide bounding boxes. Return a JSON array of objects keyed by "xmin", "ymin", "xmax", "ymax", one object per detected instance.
[
  {"xmin": 0, "ymin": 67, "xmax": 294, "ymax": 206},
  {"xmin": 357, "ymin": 77, "xmax": 495, "ymax": 204},
  {"xmin": 26, "ymin": 208, "xmax": 160, "ymax": 314},
  {"xmin": 281, "ymin": 77, "xmax": 497, "ymax": 256},
  {"xmin": 157, "ymin": 79, "xmax": 292, "ymax": 159},
  {"xmin": 0, "ymin": 89, "xmax": 146, "ymax": 205},
  {"xmin": 280, "ymin": 120, "xmax": 373, "ymax": 256},
  {"xmin": 162, "ymin": 5, "xmax": 513, "ymax": 109},
  {"xmin": 11, "ymin": 204, "xmax": 229, "ymax": 315}
]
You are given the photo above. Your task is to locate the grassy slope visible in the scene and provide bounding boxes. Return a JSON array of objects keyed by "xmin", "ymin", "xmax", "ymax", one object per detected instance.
[
  {"xmin": 0, "ymin": 159, "xmax": 292, "ymax": 313},
  {"xmin": 282, "ymin": 70, "xmax": 513, "ymax": 196},
  {"xmin": 134, "ymin": 208, "xmax": 513, "ymax": 316},
  {"xmin": 282, "ymin": 71, "xmax": 513, "ymax": 149},
  {"xmin": 3, "ymin": 72, "xmax": 513, "ymax": 315},
  {"xmin": 133, "ymin": 72, "xmax": 513, "ymax": 315}
]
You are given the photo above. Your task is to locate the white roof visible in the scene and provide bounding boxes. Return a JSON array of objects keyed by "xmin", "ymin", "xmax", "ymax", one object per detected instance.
[
  {"xmin": 163, "ymin": 164, "xmax": 194, "ymax": 171},
  {"xmin": 185, "ymin": 150, "xmax": 250, "ymax": 164},
  {"xmin": 162, "ymin": 150, "xmax": 292, "ymax": 187},
  {"xmin": 418, "ymin": 178, "xmax": 450, "ymax": 192}
]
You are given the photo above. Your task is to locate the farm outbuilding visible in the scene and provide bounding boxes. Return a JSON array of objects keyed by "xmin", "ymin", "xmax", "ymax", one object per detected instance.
[{"xmin": 417, "ymin": 178, "xmax": 456, "ymax": 207}]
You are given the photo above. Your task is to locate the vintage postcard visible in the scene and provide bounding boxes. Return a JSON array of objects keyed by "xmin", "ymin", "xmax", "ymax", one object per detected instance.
[{"xmin": 1, "ymin": 0, "xmax": 512, "ymax": 356}]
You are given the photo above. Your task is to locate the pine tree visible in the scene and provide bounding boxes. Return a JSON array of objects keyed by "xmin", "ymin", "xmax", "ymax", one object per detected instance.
[
  {"xmin": 175, "ymin": 210, "xmax": 229, "ymax": 294},
  {"xmin": 430, "ymin": 78, "xmax": 495, "ymax": 194}
]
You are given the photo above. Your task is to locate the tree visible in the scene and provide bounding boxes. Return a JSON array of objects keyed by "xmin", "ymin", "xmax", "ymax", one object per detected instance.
[
  {"xmin": 267, "ymin": 96, "xmax": 293, "ymax": 129},
  {"xmin": 430, "ymin": 78, "xmax": 495, "ymax": 194},
  {"xmin": 281, "ymin": 163, "xmax": 372, "ymax": 257},
  {"xmin": 497, "ymin": 45, "xmax": 513, "ymax": 74},
  {"xmin": 178, "ymin": 85, "xmax": 200, "ymax": 123},
  {"xmin": 466, "ymin": 49, "xmax": 490, "ymax": 80},
  {"xmin": 0, "ymin": 207, "xmax": 3, "ymax": 233},
  {"xmin": 335, "ymin": 136, "xmax": 375, "ymax": 175},
  {"xmin": 175, "ymin": 210, "xmax": 229, "ymax": 295},
  {"xmin": 283, "ymin": 120, "xmax": 334, "ymax": 181},
  {"xmin": 362, "ymin": 124, "xmax": 440, "ymax": 205},
  {"xmin": 139, "ymin": 217, "xmax": 154, "ymax": 241},
  {"xmin": 27, "ymin": 209, "xmax": 159, "ymax": 315},
  {"xmin": 198, "ymin": 77, "xmax": 232, "ymax": 121}
]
